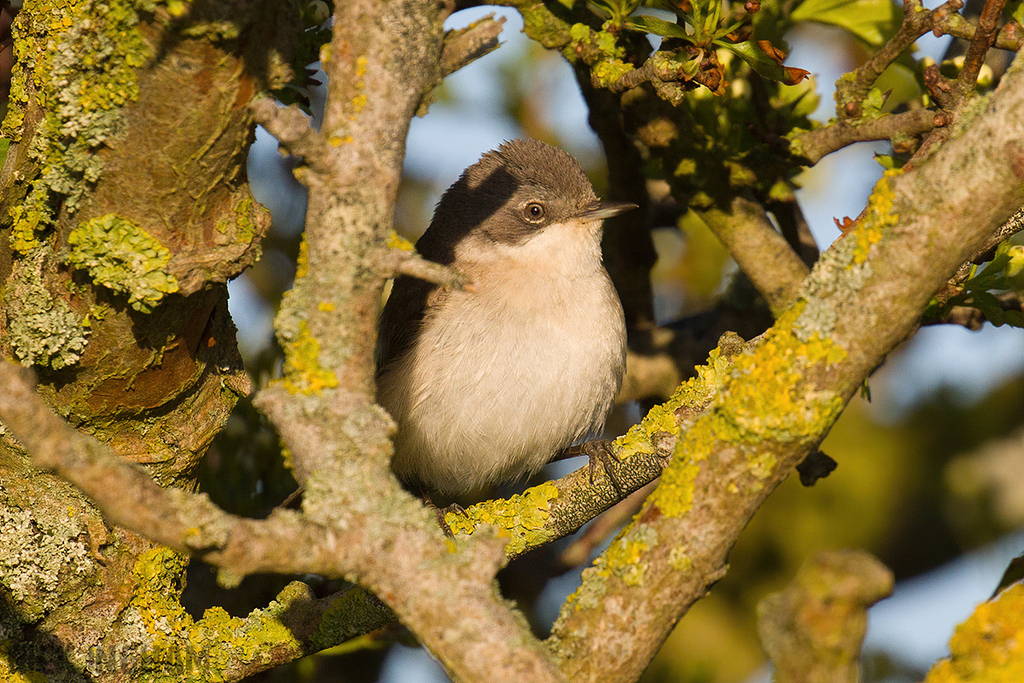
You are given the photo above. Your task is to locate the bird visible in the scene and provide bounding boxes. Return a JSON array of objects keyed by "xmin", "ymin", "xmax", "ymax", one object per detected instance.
[{"xmin": 376, "ymin": 138, "xmax": 635, "ymax": 498}]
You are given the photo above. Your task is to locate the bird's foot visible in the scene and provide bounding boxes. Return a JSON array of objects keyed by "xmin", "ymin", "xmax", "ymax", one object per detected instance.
[
  {"xmin": 433, "ymin": 503, "xmax": 467, "ymax": 538},
  {"xmin": 561, "ymin": 439, "xmax": 625, "ymax": 497},
  {"xmin": 419, "ymin": 488, "xmax": 468, "ymax": 537}
]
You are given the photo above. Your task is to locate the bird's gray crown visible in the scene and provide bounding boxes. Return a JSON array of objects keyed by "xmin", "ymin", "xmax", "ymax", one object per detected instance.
[{"xmin": 416, "ymin": 139, "xmax": 602, "ymax": 264}]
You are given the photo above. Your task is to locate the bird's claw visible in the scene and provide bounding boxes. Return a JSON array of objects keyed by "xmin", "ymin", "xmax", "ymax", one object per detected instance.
[{"xmin": 580, "ymin": 439, "xmax": 625, "ymax": 497}]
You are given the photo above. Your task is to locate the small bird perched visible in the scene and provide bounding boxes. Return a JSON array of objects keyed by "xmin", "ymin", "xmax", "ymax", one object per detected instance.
[{"xmin": 376, "ymin": 139, "xmax": 635, "ymax": 497}]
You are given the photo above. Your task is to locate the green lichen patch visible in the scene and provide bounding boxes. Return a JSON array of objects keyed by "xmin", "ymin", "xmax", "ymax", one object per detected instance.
[
  {"xmin": 647, "ymin": 313, "xmax": 845, "ymax": 517},
  {"xmin": 637, "ymin": 341, "xmax": 741, "ymax": 517},
  {"xmin": 386, "ymin": 229, "xmax": 415, "ymax": 252},
  {"xmin": 117, "ymin": 548, "xmax": 304, "ymax": 683},
  {"xmin": 519, "ymin": 0, "xmax": 576, "ymax": 49},
  {"xmin": 598, "ymin": 525, "xmax": 659, "ymax": 587},
  {"xmin": 853, "ymin": 168, "xmax": 901, "ymax": 264},
  {"xmin": 446, "ymin": 482, "xmax": 560, "ymax": 557},
  {"xmin": 563, "ymin": 22, "xmax": 633, "ymax": 88},
  {"xmin": 4, "ymin": 0, "xmax": 151, "ymax": 253},
  {"xmin": 561, "ymin": 524, "xmax": 660, "ymax": 613},
  {"xmin": 794, "ymin": 170, "xmax": 898, "ymax": 339},
  {"xmin": 794, "ymin": 235, "xmax": 873, "ymax": 340},
  {"xmin": 616, "ymin": 341, "xmax": 737, "ymax": 460},
  {"xmin": 924, "ymin": 583, "xmax": 1024, "ymax": 683},
  {"xmin": 215, "ymin": 193, "xmax": 263, "ymax": 248},
  {"xmin": 668, "ymin": 545, "xmax": 693, "ymax": 572},
  {"xmin": 717, "ymin": 307, "xmax": 846, "ymax": 446},
  {"xmin": 66, "ymin": 213, "xmax": 180, "ymax": 313},
  {"xmin": 278, "ymin": 318, "xmax": 339, "ymax": 395},
  {"xmin": 308, "ymin": 585, "xmax": 386, "ymax": 653},
  {"xmin": 5, "ymin": 250, "xmax": 90, "ymax": 369},
  {"xmin": 649, "ymin": 448, "xmax": 701, "ymax": 518}
]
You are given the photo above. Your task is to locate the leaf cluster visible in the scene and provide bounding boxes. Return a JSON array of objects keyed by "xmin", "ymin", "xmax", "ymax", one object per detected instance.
[{"xmin": 927, "ymin": 242, "xmax": 1024, "ymax": 328}]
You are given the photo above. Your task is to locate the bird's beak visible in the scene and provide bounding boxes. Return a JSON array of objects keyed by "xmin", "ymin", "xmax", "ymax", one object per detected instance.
[{"xmin": 577, "ymin": 200, "xmax": 638, "ymax": 222}]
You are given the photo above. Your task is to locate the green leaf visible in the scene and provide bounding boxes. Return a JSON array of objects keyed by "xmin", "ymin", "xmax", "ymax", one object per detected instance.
[
  {"xmin": 874, "ymin": 154, "xmax": 896, "ymax": 170},
  {"xmin": 860, "ymin": 87, "xmax": 887, "ymax": 118},
  {"xmin": 588, "ymin": 0, "xmax": 615, "ymax": 19},
  {"xmin": 968, "ymin": 291, "xmax": 1024, "ymax": 328},
  {"xmin": 592, "ymin": 0, "xmax": 643, "ymax": 21},
  {"xmin": 969, "ymin": 290, "xmax": 1007, "ymax": 324},
  {"xmin": 790, "ymin": 0, "xmax": 901, "ymax": 47},
  {"xmin": 625, "ymin": 14, "xmax": 694, "ymax": 41},
  {"xmin": 717, "ymin": 40, "xmax": 809, "ymax": 84},
  {"xmin": 718, "ymin": 40, "xmax": 785, "ymax": 80},
  {"xmin": 1002, "ymin": 310, "xmax": 1024, "ymax": 328}
]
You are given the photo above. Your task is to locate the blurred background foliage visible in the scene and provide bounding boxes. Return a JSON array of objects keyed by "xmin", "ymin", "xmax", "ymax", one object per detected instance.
[{"xmin": 179, "ymin": 0, "xmax": 1024, "ymax": 681}]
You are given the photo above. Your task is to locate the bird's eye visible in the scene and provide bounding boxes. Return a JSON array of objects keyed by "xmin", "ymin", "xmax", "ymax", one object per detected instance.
[{"xmin": 523, "ymin": 202, "xmax": 545, "ymax": 223}]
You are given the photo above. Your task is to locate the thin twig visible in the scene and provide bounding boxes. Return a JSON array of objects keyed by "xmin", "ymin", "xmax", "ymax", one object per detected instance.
[
  {"xmin": 946, "ymin": 205, "xmax": 1024, "ymax": 287},
  {"xmin": 835, "ymin": 0, "xmax": 964, "ymax": 119},
  {"xmin": 956, "ymin": 0, "xmax": 1008, "ymax": 100},
  {"xmin": 389, "ymin": 250, "xmax": 473, "ymax": 290},
  {"xmin": 439, "ymin": 14, "xmax": 506, "ymax": 78},
  {"xmin": 791, "ymin": 108, "xmax": 945, "ymax": 164},
  {"xmin": 250, "ymin": 97, "xmax": 333, "ymax": 173},
  {"xmin": 938, "ymin": 13, "xmax": 1023, "ymax": 51}
]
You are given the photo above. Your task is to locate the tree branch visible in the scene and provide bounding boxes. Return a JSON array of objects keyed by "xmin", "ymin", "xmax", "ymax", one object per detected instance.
[
  {"xmin": 547, "ymin": 50, "xmax": 1024, "ymax": 683},
  {"xmin": 0, "ymin": 358, "xmax": 570, "ymax": 681},
  {"xmin": 389, "ymin": 249, "xmax": 474, "ymax": 290},
  {"xmin": 0, "ymin": 362, "xmax": 364, "ymax": 576},
  {"xmin": 835, "ymin": 0, "xmax": 964, "ymax": 118},
  {"xmin": 757, "ymin": 550, "xmax": 894, "ymax": 683},
  {"xmin": 0, "ymin": 330, "xmax": 736, "ymax": 678},
  {"xmin": 247, "ymin": 0, "xmax": 572, "ymax": 679},
  {"xmin": 439, "ymin": 13, "xmax": 506, "ymax": 78},
  {"xmin": 251, "ymin": 97, "xmax": 333, "ymax": 173},
  {"xmin": 791, "ymin": 108, "xmax": 946, "ymax": 165},
  {"xmin": 700, "ymin": 197, "xmax": 811, "ymax": 316},
  {"xmin": 955, "ymin": 0, "xmax": 1007, "ymax": 100},
  {"xmin": 937, "ymin": 205, "xmax": 1024, "ymax": 297},
  {"xmin": 938, "ymin": 12, "xmax": 1023, "ymax": 51}
]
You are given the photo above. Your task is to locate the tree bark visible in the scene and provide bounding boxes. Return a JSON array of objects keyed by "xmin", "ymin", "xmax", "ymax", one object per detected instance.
[{"xmin": 0, "ymin": 0, "xmax": 294, "ymax": 678}]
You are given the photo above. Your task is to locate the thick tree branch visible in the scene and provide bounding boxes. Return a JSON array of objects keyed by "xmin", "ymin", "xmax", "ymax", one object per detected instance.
[
  {"xmin": 245, "ymin": 1, "xmax": 572, "ymax": 680},
  {"xmin": 0, "ymin": 362, "xmax": 369, "ymax": 576},
  {"xmin": 700, "ymin": 197, "xmax": 811, "ymax": 316},
  {"xmin": 0, "ymin": 359, "xmax": 570, "ymax": 680},
  {"xmin": 757, "ymin": 550, "xmax": 894, "ymax": 683},
  {"xmin": 547, "ymin": 50, "xmax": 1024, "ymax": 683}
]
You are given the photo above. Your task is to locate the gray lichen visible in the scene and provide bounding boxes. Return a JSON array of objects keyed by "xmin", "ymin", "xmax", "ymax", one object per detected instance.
[
  {"xmin": 0, "ymin": 505, "xmax": 93, "ymax": 622},
  {"xmin": 5, "ymin": 250, "xmax": 90, "ymax": 369}
]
